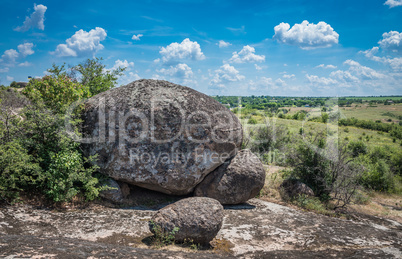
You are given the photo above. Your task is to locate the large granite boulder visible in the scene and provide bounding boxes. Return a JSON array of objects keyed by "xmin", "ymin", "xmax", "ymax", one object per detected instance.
[
  {"xmin": 81, "ymin": 79, "xmax": 242, "ymax": 195},
  {"xmin": 194, "ymin": 149, "xmax": 266, "ymax": 204},
  {"xmin": 149, "ymin": 197, "xmax": 224, "ymax": 244}
]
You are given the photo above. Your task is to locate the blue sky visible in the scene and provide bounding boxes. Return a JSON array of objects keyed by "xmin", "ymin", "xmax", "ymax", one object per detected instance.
[{"xmin": 1, "ymin": 0, "xmax": 402, "ymax": 96}]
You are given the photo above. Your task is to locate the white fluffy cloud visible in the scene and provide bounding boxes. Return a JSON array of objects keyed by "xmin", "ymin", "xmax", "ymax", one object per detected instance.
[
  {"xmin": 0, "ymin": 68, "xmax": 9, "ymax": 73},
  {"xmin": 0, "ymin": 49, "xmax": 19, "ymax": 65},
  {"xmin": 384, "ymin": 0, "xmax": 402, "ymax": 8},
  {"xmin": 6, "ymin": 76, "xmax": 14, "ymax": 82},
  {"xmin": 17, "ymin": 43, "xmax": 34, "ymax": 57},
  {"xmin": 110, "ymin": 59, "xmax": 134, "ymax": 71},
  {"xmin": 14, "ymin": 4, "xmax": 47, "ymax": 32},
  {"xmin": 378, "ymin": 31, "xmax": 402, "ymax": 54},
  {"xmin": 305, "ymin": 74, "xmax": 338, "ymax": 90},
  {"xmin": 360, "ymin": 31, "xmax": 402, "ymax": 72},
  {"xmin": 0, "ymin": 43, "xmax": 34, "ymax": 66},
  {"xmin": 210, "ymin": 64, "xmax": 245, "ymax": 88},
  {"xmin": 132, "ymin": 34, "xmax": 143, "ymax": 40},
  {"xmin": 159, "ymin": 38, "xmax": 205, "ymax": 65},
  {"xmin": 316, "ymin": 64, "xmax": 337, "ymax": 69},
  {"xmin": 344, "ymin": 59, "xmax": 385, "ymax": 80},
  {"xmin": 255, "ymin": 64, "xmax": 262, "ymax": 70},
  {"xmin": 228, "ymin": 45, "xmax": 265, "ymax": 63},
  {"xmin": 217, "ymin": 40, "xmax": 231, "ymax": 48},
  {"xmin": 18, "ymin": 61, "xmax": 32, "ymax": 67},
  {"xmin": 248, "ymin": 77, "xmax": 286, "ymax": 91},
  {"xmin": 283, "ymin": 74, "xmax": 295, "ymax": 79},
  {"xmin": 52, "ymin": 27, "xmax": 107, "ymax": 57},
  {"xmin": 362, "ymin": 47, "xmax": 402, "ymax": 71},
  {"xmin": 157, "ymin": 63, "xmax": 193, "ymax": 79},
  {"xmin": 306, "ymin": 59, "xmax": 386, "ymax": 88},
  {"xmin": 273, "ymin": 20, "xmax": 339, "ymax": 49},
  {"xmin": 119, "ymin": 72, "xmax": 141, "ymax": 85}
]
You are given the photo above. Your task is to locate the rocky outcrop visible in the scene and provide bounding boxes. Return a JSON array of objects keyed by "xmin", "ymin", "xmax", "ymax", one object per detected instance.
[
  {"xmin": 82, "ymin": 79, "xmax": 242, "ymax": 195},
  {"xmin": 194, "ymin": 150, "xmax": 265, "ymax": 204},
  {"xmin": 149, "ymin": 197, "xmax": 224, "ymax": 244},
  {"xmin": 1, "ymin": 199, "xmax": 400, "ymax": 258},
  {"xmin": 280, "ymin": 179, "xmax": 314, "ymax": 198}
]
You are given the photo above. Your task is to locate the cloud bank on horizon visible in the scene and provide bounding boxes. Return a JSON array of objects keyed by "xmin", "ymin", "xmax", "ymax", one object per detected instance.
[{"xmin": 0, "ymin": 0, "xmax": 401, "ymax": 96}]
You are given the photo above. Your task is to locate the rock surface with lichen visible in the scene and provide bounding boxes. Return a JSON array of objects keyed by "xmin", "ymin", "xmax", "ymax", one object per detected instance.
[
  {"xmin": 149, "ymin": 197, "xmax": 224, "ymax": 244},
  {"xmin": 194, "ymin": 149, "xmax": 266, "ymax": 204},
  {"xmin": 82, "ymin": 79, "xmax": 242, "ymax": 195}
]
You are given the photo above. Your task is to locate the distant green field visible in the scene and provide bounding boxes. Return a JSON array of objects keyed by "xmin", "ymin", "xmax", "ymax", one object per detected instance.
[
  {"xmin": 340, "ymin": 103, "xmax": 402, "ymax": 123},
  {"xmin": 241, "ymin": 117, "xmax": 401, "ymax": 151},
  {"xmin": 343, "ymin": 96, "xmax": 402, "ymax": 101},
  {"xmin": 282, "ymin": 103, "xmax": 402, "ymax": 124}
]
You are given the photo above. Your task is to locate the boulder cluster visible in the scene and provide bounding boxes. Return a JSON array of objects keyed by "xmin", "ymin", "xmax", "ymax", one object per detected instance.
[{"xmin": 82, "ymin": 79, "xmax": 266, "ymax": 244}]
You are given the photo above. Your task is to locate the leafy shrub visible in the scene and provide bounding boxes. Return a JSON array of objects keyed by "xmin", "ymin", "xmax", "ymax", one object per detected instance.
[
  {"xmin": 20, "ymin": 101, "xmax": 104, "ymax": 202},
  {"xmin": 287, "ymin": 134, "xmax": 363, "ymax": 209},
  {"xmin": 149, "ymin": 220, "xmax": 180, "ymax": 247},
  {"xmin": 360, "ymin": 159, "xmax": 395, "ymax": 192},
  {"xmin": 23, "ymin": 75, "xmax": 90, "ymax": 114},
  {"xmin": 0, "ymin": 69, "xmax": 114, "ymax": 203},
  {"xmin": 352, "ymin": 189, "xmax": 371, "ymax": 205},
  {"xmin": 294, "ymin": 195, "xmax": 327, "ymax": 213},
  {"xmin": 43, "ymin": 149, "xmax": 101, "ymax": 202},
  {"xmin": 348, "ymin": 141, "xmax": 368, "ymax": 157},
  {"xmin": 390, "ymin": 152, "xmax": 402, "ymax": 176},
  {"xmin": 249, "ymin": 119, "xmax": 288, "ymax": 155},
  {"xmin": 247, "ymin": 117, "xmax": 258, "ymax": 124},
  {"xmin": 0, "ymin": 141, "xmax": 41, "ymax": 201}
]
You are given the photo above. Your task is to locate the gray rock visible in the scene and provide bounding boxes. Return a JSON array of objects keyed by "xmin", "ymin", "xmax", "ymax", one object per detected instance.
[
  {"xmin": 149, "ymin": 197, "xmax": 224, "ymax": 244},
  {"xmin": 194, "ymin": 150, "xmax": 266, "ymax": 204},
  {"xmin": 280, "ymin": 179, "xmax": 314, "ymax": 198},
  {"xmin": 99, "ymin": 178, "xmax": 124, "ymax": 203},
  {"xmin": 82, "ymin": 79, "xmax": 242, "ymax": 195}
]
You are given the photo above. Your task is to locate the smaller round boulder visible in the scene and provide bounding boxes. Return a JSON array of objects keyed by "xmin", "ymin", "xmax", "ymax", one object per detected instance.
[
  {"xmin": 149, "ymin": 197, "xmax": 224, "ymax": 244},
  {"xmin": 194, "ymin": 149, "xmax": 266, "ymax": 204},
  {"xmin": 280, "ymin": 179, "xmax": 314, "ymax": 198},
  {"xmin": 99, "ymin": 179, "xmax": 124, "ymax": 203}
]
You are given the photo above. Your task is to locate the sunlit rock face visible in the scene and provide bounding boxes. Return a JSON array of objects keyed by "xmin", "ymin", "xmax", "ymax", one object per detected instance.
[{"xmin": 82, "ymin": 79, "xmax": 242, "ymax": 195}]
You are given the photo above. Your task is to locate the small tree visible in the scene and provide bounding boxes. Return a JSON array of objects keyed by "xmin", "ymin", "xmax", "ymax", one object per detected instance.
[
  {"xmin": 47, "ymin": 57, "xmax": 126, "ymax": 97},
  {"xmin": 250, "ymin": 118, "xmax": 288, "ymax": 153},
  {"xmin": 72, "ymin": 57, "xmax": 125, "ymax": 96},
  {"xmin": 23, "ymin": 75, "xmax": 90, "ymax": 114},
  {"xmin": 287, "ymin": 133, "xmax": 363, "ymax": 209}
]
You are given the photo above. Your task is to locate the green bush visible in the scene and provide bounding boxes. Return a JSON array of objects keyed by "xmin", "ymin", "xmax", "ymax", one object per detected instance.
[
  {"xmin": 247, "ymin": 117, "xmax": 258, "ymax": 124},
  {"xmin": 20, "ymin": 102, "xmax": 104, "ymax": 202},
  {"xmin": 360, "ymin": 159, "xmax": 395, "ymax": 192},
  {"xmin": 0, "ymin": 58, "xmax": 124, "ymax": 203},
  {"xmin": 287, "ymin": 135, "xmax": 363, "ymax": 209},
  {"xmin": 348, "ymin": 141, "xmax": 368, "ymax": 157},
  {"xmin": 0, "ymin": 141, "xmax": 41, "ymax": 201},
  {"xmin": 23, "ymin": 75, "xmax": 90, "ymax": 114},
  {"xmin": 149, "ymin": 220, "xmax": 180, "ymax": 247},
  {"xmin": 294, "ymin": 195, "xmax": 327, "ymax": 213},
  {"xmin": 44, "ymin": 149, "xmax": 101, "ymax": 202},
  {"xmin": 390, "ymin": 152, "xmax": 402, "ymax": 176}
]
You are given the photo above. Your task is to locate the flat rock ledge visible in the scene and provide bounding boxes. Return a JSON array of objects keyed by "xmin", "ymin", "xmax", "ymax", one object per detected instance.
[{"xmin": 0, "ymin": 199, "xmax": 401, "ymax": 258}]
